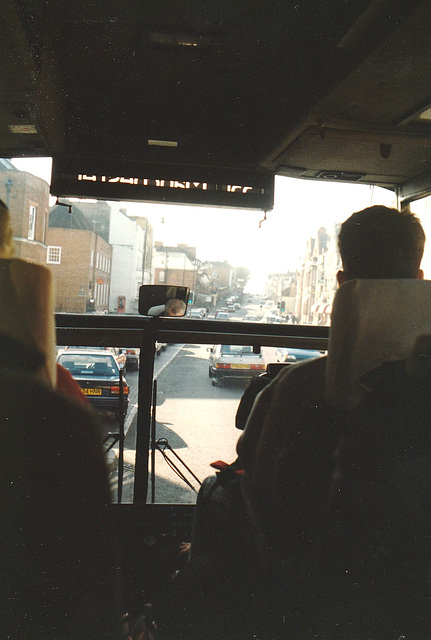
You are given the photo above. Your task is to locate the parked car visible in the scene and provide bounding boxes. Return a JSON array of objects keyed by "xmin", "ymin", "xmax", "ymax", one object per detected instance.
[
  {"xmin": 243, "ymin": 314, "xmax": 259, "ymax": 322},
  {"xmin": 208, "ymin": 344, "xmax": 266, "ymax": 385},
  {"xmin": 275, "ymin": 347, "xmax": 324, "ymax": 364},
  {"xmin": 56, "ymin": 350, "xmax": 129, "ymax": 418}
]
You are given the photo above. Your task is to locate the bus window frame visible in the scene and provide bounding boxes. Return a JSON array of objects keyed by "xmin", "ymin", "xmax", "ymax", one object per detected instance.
[{"xmin": 55, "ymin": 313, "xmax": 329, "ymax": 504}]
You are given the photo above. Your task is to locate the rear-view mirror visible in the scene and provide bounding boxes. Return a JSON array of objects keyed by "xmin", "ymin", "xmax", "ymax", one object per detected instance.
[{"xmin": 139, "ymin": 285, "xmax": 189, "ymax": 316}]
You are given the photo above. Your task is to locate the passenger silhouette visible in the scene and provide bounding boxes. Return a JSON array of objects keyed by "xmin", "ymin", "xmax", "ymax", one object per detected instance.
[{"xmin": 0, "ymin": 198, "xmax": 120, "ymax": 639}]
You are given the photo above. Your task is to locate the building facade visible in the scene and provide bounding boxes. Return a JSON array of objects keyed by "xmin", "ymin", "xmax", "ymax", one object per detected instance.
[
  {"xmin": 108, "ymin": 207, "xmax": 152, "ymax": 314},
  {"xmin": 265, "ymin": 272, "xmax": 296, "ymax": 315},
  {"xmin": 63, "ymin": 200, "xmax": 154, "ymax": 314},
  {"xmin": 154, "ymin": 243, "xmax": 198, "ymax": 291},
  {"xmin": 47, "ymin": 204, "xmax": 112, "ymax": 313},
  {"xmin": 0, "ymin": 160, "xmax": 50, "ymax": 264},
  {"xmin": 295, "ymin": 224, "xmax": 341, "ymax": 325}
]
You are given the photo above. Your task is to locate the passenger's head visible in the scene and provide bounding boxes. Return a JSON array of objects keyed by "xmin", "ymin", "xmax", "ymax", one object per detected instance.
[
  {"xmin": 164, "ymin": 298, "xmax": 186, "ymax": 317},
  {"xmin": 337, "ymin": 205, "xmax": 425, "ymax": 284},
  {"xmin": 0, "ymin": 199, "xmax": 14, "ymax": 258}
]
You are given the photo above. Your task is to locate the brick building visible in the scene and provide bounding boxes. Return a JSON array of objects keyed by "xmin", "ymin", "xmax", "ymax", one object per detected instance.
[
  {"xmin": 154, "ymin": 243, "xmax": 198, "ymax": 290},
  {"xmin": 60, "ymin": 199, "xmax": 154, "ymax": 314},
  {"xmin": 46, "ymin": 204, "xmax": 112, "ymax": 313},
  {"xmin": 0, "ymin": 160, "xmax": 50, "ymax": 264}
]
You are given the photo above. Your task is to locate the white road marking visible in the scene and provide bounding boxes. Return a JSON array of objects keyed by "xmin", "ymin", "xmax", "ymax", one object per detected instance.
[{"xmin": 124, "ymin": 344, "xmax": 185, "ymax": 435}]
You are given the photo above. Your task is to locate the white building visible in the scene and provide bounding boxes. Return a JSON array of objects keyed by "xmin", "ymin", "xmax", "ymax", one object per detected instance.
[
  {"xmin": 108, "ymin": 206, "xmax": 153, "ymax": 314},
  {"xmin": 153, "ymin": 242, "xmax": 198, "ymax": 291},
  {"xmin": 69, "ymin": 200, "xmax": 153, "ymax": 314}
]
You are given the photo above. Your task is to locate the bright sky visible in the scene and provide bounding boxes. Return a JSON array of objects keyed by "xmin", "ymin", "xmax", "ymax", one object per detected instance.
[{"xmin": 12, "ymin": 157, "xmax": 395, "ymax": 292}]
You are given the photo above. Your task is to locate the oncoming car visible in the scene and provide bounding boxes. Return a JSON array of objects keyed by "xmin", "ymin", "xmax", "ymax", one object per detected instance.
[
  {"xmin": 215, "ymin": 311, "xmax": 230, "ymax": 321},
  {"xmin": 208, "ymin": 344, "xmax": 266, "ymax": 386},
  {"xmin": 275, "ymin": 347, "xmax": 325, "ymax": 364},
  {"xmin": 57, "ymin": 350, "xmax": 129, "ymax": 418},
  {"xmin": 189, "ymin": 309, "xmax": 204, "ymax": 319}
]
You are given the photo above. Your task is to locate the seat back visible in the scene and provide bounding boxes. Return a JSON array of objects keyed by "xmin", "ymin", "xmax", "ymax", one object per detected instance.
[
  {"xmin": 299, "ymin": 281, "xmax": 431, "ymax": 637},
  {"xmin": 325, "ymin": 278, "xmax": 431, "ymax": 408},
  {"xmin": 241, "ymin": 280, "xmax": 431, "ymax": 638},
  {"xmin": 1, "ymin": 371, "xmax": 120, "ymax": 639},
  {"xmin": 290, "ymin": 354, "xmax": 431, "ymax": 638}
]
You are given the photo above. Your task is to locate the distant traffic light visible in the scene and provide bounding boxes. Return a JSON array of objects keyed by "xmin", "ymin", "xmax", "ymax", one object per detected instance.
[
  {"xmin": 280, "ymin": 301, "xmax": 285, "ymax": 312},
  {"xmin": 188, "ymin": 291, "xmax": 194, "ymax": 304}
]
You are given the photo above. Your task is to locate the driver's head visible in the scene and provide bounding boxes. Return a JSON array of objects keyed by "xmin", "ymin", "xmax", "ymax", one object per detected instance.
[
  {"xmin": 165, "ymin": 298, "xmax": 186, "ymax": 317},
  {"xmin": 337, "ymin": 205, "xmax": 425, "ymax": 284},
  {"xmin": 0, "ymin": 199, "xmax": 14, "ymax": 259}
]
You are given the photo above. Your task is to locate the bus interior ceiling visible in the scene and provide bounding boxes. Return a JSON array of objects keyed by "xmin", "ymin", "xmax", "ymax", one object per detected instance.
[
  {"xmin": 4, "ymin": 0, "xmax": 431, "ymax": 633},
  {"xmin": 1, "ymin": 0, "xmax": 431, "ymax": 204}
]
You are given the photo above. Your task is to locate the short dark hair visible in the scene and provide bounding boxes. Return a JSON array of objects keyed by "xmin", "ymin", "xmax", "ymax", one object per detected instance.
[{"xmin": 338, "ymin": 205, "xmax": 425, "ymax": 279}]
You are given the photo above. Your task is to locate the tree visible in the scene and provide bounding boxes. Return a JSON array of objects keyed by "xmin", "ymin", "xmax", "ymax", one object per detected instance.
[{"xmin": 235, "ymin": 266, "xmax": 250, "ymax": 289}]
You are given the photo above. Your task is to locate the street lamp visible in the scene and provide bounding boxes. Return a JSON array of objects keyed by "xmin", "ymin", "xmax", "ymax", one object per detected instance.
[
  {"xmin": 91, "ymin": 220, "xmax": 100, "ymax": 310},
  {"xmin": 77, "ymin": 284, "xmax": 87, "ymax": 313},
  {"xmin": 141, "ymin": 218, "xmax": 149, "ymax": 285}
]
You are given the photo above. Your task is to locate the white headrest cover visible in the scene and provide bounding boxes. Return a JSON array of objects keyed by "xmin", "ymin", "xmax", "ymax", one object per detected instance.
[
  {"xmin": 147, "ymin": 304, "xmax": 166, "ymax": 316},
  {"xmin": 0, "ymin": 259, "xmax": 57, "ymax": 387},
  {"xmin": 325, "ymin": 279, "xmax": 431, "ymax": 409}
]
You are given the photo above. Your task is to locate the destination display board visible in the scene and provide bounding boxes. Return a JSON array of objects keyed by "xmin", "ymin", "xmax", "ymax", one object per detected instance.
[{"xmin": 51, "ymin": 159, "xmax": 274, "ymax": 211}]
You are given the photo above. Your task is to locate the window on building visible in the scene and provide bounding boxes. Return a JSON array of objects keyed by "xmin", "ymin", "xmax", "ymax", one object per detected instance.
[
  {"xmin": 28, "ymin": 205, "xmax": 37, "ymax": 240},
  {"xmin": 158, "ymin": 271, "xmax": 165, "ymax": 282},
  {"xmin": 47, "ymin": 245, "xmax": 61, "ymax": 264}
]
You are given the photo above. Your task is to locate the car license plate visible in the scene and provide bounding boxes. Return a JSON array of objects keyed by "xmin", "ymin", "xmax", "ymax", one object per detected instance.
[
  {"xmin": 82, "ymin": 388, "xmax": 102, "ymax": 395},
  {"xmin": 231, "ymin": 364, "xmax": 249, "ymax": 369}
]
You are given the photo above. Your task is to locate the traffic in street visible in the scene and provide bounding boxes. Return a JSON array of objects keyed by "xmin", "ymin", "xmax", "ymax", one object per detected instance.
[
  {"xmin": 106, "ymin": 300, "xmax": 317, "ymax": 503},
  {"xmin": 116, "ymin": 342, "xmax": 253, "ymax": 503},
  {"xmin": 55, "ymin": 299, "xmax": 324, "ymax": 503}
]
